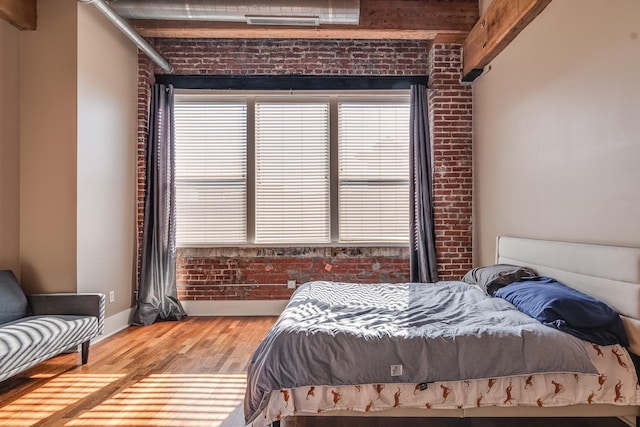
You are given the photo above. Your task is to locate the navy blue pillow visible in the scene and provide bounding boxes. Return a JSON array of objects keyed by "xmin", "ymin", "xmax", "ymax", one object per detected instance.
[{"xmin": 494, "ymin": 276, "xmax": 629, "ymax": 347}]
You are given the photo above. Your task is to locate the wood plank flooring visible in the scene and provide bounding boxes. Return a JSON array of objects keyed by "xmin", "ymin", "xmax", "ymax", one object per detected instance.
[
  {"xmin": 0, "ymin": 317, "xmax": 275, "ymax": 427},
  {"xmin": 0, "ymin": 317, "xmax": 631, "ymax": 427}
]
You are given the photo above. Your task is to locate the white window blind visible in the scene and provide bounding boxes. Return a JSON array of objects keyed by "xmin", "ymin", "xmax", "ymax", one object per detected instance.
[
  {"xmin": 173, "ymin": 91, "xmax": 410, "ymax": 246},
  {"xmin": 338, "ymin": 102, "xmax": 410, "ymax": 242},
  {"xmin": 255, "ymin": 101, "xmax": 330, "ymax": 243},
  {"xmin": 174, "ymin": 100, "xmax": 247, "ymax": 245}
]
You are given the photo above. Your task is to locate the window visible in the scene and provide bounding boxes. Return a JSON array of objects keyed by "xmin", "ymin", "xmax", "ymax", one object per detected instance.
[
  {"xmin": 255, "ymin": 101, "xmax": 330, "ymax": 243},
  {"xmin": 174, "ymin": 99, "xmax": 247, "ymax": 245},
  {"xmin": 174, "ymin": 91, "xmax": 409, "ymax": 246},
  {"xmin": 338, "ymin": 102, "xmax": 410, "ymax": 242}
]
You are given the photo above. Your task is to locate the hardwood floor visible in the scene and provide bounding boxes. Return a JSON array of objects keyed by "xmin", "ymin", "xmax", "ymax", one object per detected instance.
[
  {"xmin": 0, "ymin": 317, "xmax": 632, "ymax": 427},
  {"xmin": 0, "ymin": 317, "xmax": 276, "ymax": 427}
]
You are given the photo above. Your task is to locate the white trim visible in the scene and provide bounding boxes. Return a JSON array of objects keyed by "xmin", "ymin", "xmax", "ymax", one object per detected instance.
[
  {"xmin": 91, "ymin": 302, "xmax": 285, "ymax": 345},
  {"xmin": 181, "ymin": 300, "xmax": 288, "ymax": 316},
  {"xmin": 94, "ymin": 307, "xmax": 133, "ymax": 343}
]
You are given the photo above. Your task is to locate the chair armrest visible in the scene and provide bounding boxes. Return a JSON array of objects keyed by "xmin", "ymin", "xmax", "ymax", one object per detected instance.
[{"xmin": 27, "ymin": 293, "xmax": 106, "ymax": 335}]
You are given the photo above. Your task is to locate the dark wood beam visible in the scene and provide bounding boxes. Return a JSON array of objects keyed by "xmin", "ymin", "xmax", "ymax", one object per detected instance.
[
  {"xmin": 155, "ymin": 75, "xmax": 428, "ymax": 90},
  {"xmin": 462, "ymin": 0, "xmax": 553, "ymax": 81},
  {"xmin": 0, "ymin": 0, "xmax": 36, "ymax": 30},
  {"xmin": 131, "ymin": 0, "xmax": 478, "ymax": 40}
]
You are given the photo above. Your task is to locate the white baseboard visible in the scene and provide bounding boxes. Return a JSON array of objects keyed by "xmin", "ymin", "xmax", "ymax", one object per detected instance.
[
  {"xmin": 90, "ymin": 302, "xmax": 284, "ymax": 345},
  {"xmin": 94, "ymin": 307, "xmax": 133, "ymax": 343},
  {"xmin": 180, "ymin": 300, "xmax": 288, "ymax": 316}
]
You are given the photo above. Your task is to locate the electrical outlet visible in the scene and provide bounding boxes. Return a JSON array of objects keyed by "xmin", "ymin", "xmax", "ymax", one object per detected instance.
[
  {"xmin": 109, "ymin": 290, "xmax": 115, "ymax": 303},
  {"xmin": 287, "ymin": 280, "xmax": 296, "ymax": 289}
]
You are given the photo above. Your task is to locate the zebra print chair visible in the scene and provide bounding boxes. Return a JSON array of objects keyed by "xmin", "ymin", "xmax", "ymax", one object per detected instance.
[{"xmin": 0, "ymin": 270, "xmax": 105, "ymax": 382}]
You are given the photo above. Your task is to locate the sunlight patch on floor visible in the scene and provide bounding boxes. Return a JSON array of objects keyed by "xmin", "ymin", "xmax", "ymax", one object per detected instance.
[
  {"xmin": 0, "ymin": 374, "xmax": 124, "ymax": 426},
  {"xmin": 65, "ymin": 373, "xmax": 248, "ymax": 427}
]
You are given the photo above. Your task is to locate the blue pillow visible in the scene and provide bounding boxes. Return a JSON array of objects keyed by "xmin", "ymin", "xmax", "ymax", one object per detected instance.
[
  {"xmin": 494, "ymin": 276, "xmax": 629, "ymax": 347},
  {"xmin": 0, "ymin": 270, "xmax": 28, "ymax": 325}
]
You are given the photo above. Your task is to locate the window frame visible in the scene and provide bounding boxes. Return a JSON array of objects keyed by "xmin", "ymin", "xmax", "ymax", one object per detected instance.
[
  {"xmin": 174, "ymin": 89, "xmax": 410, "ymax": 248},
  {"xmin": 336, "ymin": 98, "xmax": 412, "ymax": 243}
]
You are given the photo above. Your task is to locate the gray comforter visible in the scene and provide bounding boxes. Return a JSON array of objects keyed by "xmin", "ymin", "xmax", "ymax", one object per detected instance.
[{"xmin": 245, "ymin": 281, "xmax": 598, "ymax": 423}]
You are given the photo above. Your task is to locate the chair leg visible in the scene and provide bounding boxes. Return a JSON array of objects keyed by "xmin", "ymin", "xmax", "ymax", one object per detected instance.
[{"xmin": 81, "ymin": 341, "xmax": 90, "ymax": 364}]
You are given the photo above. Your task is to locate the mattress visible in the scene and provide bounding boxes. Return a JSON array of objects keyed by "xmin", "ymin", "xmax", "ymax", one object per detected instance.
[
  {"xmin": 244, "ymin": 280, "xmax": 628, "ymax": 424},
  {"xmin": 250, "ymin": 341, "xmax": 640, "ymax": 426}
]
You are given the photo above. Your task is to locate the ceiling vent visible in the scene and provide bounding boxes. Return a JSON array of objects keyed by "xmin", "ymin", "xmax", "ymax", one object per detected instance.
[
  {"xmin": 106, "ymin": 0, "xmax": 360, "ymax": 25},
  {"xmin": 245, "ymin": 15, "xmax": 320, "ymax": 27}
]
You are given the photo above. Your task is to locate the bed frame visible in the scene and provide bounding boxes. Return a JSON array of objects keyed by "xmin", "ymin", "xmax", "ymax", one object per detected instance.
[{"xmin": 281, "ymin": 236, "xmax": 640, "ymax": 425}]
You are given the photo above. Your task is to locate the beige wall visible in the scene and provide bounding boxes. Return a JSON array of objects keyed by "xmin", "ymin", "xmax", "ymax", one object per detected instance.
[
  {"xmin": 479, "ymin": 0, "xmax": 492, "ymax": 14},
  {"xmin": 0, "ymin": 20, "xmax": 21, "ymax": 276},
  {"xmin": 15, "ymin": 0, "xmax": 138, "ymax": 321},
  {"xmin": 77, "ymin": 4, "xmax": 138, "ymax": 316},
  {"xmin": 20, "ymin": 0, "xmax": 78, "ymax": 293},
  {"xmin": 473, "ymin": 0, "xmax": 640, "ymax": 265}
]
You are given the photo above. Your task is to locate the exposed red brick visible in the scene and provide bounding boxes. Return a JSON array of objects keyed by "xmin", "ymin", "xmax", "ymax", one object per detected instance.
[
  {"xmin": 428, "ymin": 43, "xmax": 473, "ymax": 281},
  {"xmin": 176, "ymin": 247, "xmax": 410, "ymax": 300},
  {"xmin": 136, "ymin": 39, "xmax": 472, "ymax": 299}
]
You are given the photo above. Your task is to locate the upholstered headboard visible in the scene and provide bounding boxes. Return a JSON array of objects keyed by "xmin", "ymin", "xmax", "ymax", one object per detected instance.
[{"xmin": 496, "ymin": 236, "xmax": 640, "ymax": 355}]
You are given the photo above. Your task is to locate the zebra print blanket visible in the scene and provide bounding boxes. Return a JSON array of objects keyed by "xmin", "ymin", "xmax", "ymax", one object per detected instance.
[{"xmin": 245, "ymin": 281, "xmax": 598, "ymax": 423}]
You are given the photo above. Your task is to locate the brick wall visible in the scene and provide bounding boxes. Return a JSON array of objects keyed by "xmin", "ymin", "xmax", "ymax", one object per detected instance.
[
  {"xmin": 135, "ymin": 39, "xmax": 472, "ymax": 300},
  {"xmin": 136, "ymin": 54, "xmax": 154, "ymax": 285},
  {"xmin": 428, "ymin": 43, "xmax": 473, "ymax": 279},
  {"xmin": 177, "ymin": 247, "xmax": 409, "ymax": 300},
  {"xmin": 152, "ymin": 39, "xmax": 429, "ymax": 75}
]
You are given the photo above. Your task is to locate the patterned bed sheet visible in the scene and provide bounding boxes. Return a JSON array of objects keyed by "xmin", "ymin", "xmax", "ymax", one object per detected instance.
[{"xmin": 249, "ymin": 342, "xmax": 640, "ymax": 426}]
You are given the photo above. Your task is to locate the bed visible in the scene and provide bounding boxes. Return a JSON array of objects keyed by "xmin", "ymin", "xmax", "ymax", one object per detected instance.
[{"xmin": 244, "ymin": 236, "xmax": 640, "ymax": 426}]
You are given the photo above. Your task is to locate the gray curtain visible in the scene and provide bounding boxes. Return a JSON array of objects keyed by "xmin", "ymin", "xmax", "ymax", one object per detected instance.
[
  {"xmin": 132, "ymin": 84, "xmax": 187, "ymax": 326},
  {"xmin": 410, "ymin": 84, "xmax": 438, "ymax": 283}
]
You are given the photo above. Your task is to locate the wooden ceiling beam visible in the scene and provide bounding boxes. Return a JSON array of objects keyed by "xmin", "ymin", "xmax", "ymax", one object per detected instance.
[
  {"xmin": 131, "ymin": 0, "xmax": 478, "ymax": 40},
  {"xmin": 462, "ymin": 0, "xmax": 553, "ymax": 81},
  {"xmin": 130, "ymin": 24, "xmax": 467, "ymax": 41},
  {"xmin": 0, "ymin": 0, "xmax": 36, "ymax": 30}
]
